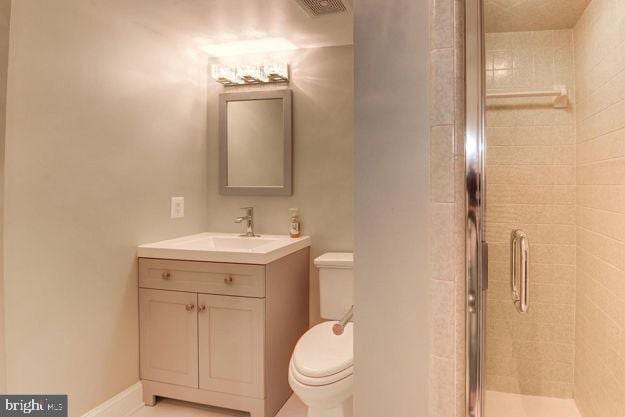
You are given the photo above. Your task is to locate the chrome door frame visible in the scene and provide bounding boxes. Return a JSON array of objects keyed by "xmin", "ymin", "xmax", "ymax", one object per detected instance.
[{"xmin": 465, "ymin": 0, "xmax": 487, "ymax": 416}]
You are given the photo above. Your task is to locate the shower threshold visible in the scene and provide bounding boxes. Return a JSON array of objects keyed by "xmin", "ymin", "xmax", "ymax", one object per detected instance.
[{"xmin": 486, "ymin": 390, "xmax": 581, "ymax": 417}]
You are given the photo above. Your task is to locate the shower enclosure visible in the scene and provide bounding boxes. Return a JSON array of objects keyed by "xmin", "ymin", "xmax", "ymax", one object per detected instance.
[{"xmin": 466, "ymin": 0, "xmax": 625, "ymax": 416}]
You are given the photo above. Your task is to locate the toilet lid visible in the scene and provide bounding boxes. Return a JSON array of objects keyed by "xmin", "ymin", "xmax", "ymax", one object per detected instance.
[{"xmin": 293, "ymin": 321, "xmax": 353, "ymax": 379}]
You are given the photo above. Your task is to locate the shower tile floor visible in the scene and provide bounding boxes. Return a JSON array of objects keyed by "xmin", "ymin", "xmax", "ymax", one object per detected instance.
[
  {"xmin": 486, "ymin": 391, "xmax": 581, "ymax": 417},
  {"xmin": 130, "ymin": 394, "xmax": 306, "ymax": 417}
]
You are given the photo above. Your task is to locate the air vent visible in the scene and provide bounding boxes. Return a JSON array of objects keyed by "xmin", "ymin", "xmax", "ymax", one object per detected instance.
[{"xmin": 295, "ymin": 0, "xmax": 350, "ymax": 17}]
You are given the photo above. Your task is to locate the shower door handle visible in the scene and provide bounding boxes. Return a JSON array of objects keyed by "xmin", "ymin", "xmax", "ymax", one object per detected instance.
[{"xmin": 511, "ymin": 230, "xmax": 529, "ymax": 313}]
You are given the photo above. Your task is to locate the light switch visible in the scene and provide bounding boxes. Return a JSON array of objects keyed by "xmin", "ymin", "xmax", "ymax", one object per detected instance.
[{"xmin": 171, "ymin": 197, "xmax": 184, "ymax": 219}]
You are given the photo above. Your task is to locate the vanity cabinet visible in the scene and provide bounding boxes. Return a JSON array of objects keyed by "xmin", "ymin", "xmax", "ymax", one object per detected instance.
[{"xmin": 138, "ymin": 248, "xmax": 309, "ymax": 417}]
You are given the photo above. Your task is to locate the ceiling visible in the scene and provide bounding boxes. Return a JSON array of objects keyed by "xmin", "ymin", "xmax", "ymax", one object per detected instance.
[
  {"xmin": 93, "ymin": 0, "xmax": 353, "ymax": 55},
  {"xmin": 485, "ymin": 0, "xmax": 592, "ymax": 33}
]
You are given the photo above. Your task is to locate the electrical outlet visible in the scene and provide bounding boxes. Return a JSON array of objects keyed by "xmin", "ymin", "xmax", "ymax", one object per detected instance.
[{"xmin": 171, "ymin": 197, "xmax": 184, "ymax": 219}]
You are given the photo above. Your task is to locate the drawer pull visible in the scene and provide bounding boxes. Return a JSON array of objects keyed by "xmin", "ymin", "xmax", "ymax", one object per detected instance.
[
  {"xmin": 198, "ymin": 305, "xmax": 207, "ymax": 313},
  {"xmin": 185, "ymin": 304, "xmax": 195, "ymax": 312},
  {"xmin": 161, "ymin": 272, "xmax": 171, "ymax": 280},
  {"xmin": 224, "ymin": 276, "xmax": 233, "ymax": 285}
]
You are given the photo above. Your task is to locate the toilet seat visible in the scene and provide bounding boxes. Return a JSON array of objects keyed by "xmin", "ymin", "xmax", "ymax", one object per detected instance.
[
  {"xmin": 290, "ymin": 359, "xmax": 353, "ymax": 386},
  {"xmin": 291, "ymin": 321, "xmax": 353, "ymax": 386}
]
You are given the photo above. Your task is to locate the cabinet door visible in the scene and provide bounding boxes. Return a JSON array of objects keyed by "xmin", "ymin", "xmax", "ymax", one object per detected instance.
[
  {"xmin": 198, "ymin": 294, "xmax": 265, "ymax": 398},
  {"xmin": 140, "ymin": 289, "xmax": 198, "ymax": 388}
]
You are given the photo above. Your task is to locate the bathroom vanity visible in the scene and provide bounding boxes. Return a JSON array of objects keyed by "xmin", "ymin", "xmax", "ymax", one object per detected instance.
[{"xmin": 137, "ymin": 233, "xmax": 310, "ymax": 417}]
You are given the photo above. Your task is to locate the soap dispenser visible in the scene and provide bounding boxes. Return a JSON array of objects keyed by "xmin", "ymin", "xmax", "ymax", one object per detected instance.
[{"xmin": 289, "ymin": 208, "xmax": 301, "ymax": 238}]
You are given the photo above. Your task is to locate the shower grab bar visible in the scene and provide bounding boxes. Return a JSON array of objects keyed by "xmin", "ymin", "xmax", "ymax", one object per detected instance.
[
  {"xmin": 486, "ymin": 85, "xmax": 568, "ymax": 108},
  {"xmin": 332, "ymin": 305, "xmax": 354, "ymax": 335},
  {"xmin": 511, "ymin": 230, "xmax": 530, "ymax": 314}
]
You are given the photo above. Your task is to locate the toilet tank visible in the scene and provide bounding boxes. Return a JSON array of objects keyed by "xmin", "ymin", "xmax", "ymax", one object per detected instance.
[{"xmin": 314, "ymin": 252, "xmax": 354, "ymax": 320}]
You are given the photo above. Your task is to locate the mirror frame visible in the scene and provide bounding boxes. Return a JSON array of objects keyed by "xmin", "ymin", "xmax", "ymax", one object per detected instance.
[{"xmin": 219, "ymin": 89, "xmax": 293, "ymax": 196}]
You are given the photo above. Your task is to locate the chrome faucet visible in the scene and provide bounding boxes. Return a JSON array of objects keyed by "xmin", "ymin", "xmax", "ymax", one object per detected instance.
[{"xmin": 235, "ymin": 207, "xmax": 258, "ymax": 237}]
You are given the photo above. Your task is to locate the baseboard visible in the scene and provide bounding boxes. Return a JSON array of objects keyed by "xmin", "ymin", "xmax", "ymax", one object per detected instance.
[{"xmin": 82, "ymin": 382, "xmax": 144, "ymax": 417}]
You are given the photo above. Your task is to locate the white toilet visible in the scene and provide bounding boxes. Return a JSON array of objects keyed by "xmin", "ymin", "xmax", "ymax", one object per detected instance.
[{"xmin": 289, "ymin": 252, "xmax": 354, "ymax": 417}]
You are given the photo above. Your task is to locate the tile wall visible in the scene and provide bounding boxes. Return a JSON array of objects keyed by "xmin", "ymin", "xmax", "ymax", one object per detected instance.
[
  {"xmin": 573, "ymin": 0, "xmax": 625, "ymax": 415},
  {"xmin": 484, "ymin": 30, "xmax": 577, "ymax": 398},
  {"xmin": 429, "ymin": 0, "xmax": 466, "ymax": 416}
]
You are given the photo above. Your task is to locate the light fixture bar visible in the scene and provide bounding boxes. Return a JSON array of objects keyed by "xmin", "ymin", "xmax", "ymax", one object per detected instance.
[{"xmin": 211, "ymin": 63, "xmax": 289, "ymax": 86}]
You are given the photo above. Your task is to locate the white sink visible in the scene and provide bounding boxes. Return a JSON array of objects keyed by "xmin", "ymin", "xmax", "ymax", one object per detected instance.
[{"xmin": 137, "ymin": 232, "xmax": 311, "ymax": 264}]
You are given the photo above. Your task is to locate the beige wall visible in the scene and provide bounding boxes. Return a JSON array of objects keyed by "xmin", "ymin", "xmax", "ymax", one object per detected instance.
[
  {"xmin": 429, "ymin": 0, "xmax": 466, "ymax": 416},
  {"xmin": 353, "ymin": 1, "xmax": 430, "ymax": 416},
  {"xmin": 574, "ymin": 0, "xmax": 625, "ymax": 415},
  {"xmin": 207, "ymin": 46, "xmax": 353, "ymax": 325},
  {"xmin": 4, "ymin": 1, "xmax": 208, "ymax": 414},
  {"xmin": 484, "ymin": 30, "xmax": 577, "ymax": 398},
  {"xmin": 0, "ymin": 0, "xmax": 9, "ymax": 394}
]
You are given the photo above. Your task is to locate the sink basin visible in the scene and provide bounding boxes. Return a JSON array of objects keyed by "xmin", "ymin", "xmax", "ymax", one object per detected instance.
[
  {"xmin": 137, "ymin": 232, "xmax": 311, "ymax": 264},
  {"xmin": 206, "ymin": 236, "xmax": 280, "ymax": 251}
]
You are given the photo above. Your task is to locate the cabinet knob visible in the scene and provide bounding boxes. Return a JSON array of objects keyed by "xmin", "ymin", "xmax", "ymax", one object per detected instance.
[
  {"xmin": 198, "ymin": 305, "xmax": 207, "ymax": 313},
  {"xmin": 224, "ymin": 276, "xmax": 233, "ymax": 285},
  {"xmin": 185, "ymin": 304, "xmax": 195, "ymax": 312},
  {"xmin": 161, "ymin": 272, "xmax": 171, "ymax": 280}
]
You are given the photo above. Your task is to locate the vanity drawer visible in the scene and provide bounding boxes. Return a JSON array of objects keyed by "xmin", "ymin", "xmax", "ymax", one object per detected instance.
[{"xmin": 139, "ymin": 258, "xmax": 265, "ymax": 298}]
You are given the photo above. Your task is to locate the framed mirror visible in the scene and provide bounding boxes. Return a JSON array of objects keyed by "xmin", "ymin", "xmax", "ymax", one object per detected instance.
[{"xmin": 219, "ymin": 89, "xmax": 293, "ymax": 196}]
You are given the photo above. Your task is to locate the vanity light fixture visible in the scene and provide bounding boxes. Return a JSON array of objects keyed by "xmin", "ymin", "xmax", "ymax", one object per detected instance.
[
  {"xmin": 211, "ymin": 63, "xmax": 289, "ymax": 86},
  {"xmin": 237, "ymin": 64, "xmax": 264, "ymax": 84},
  {"xmin": 263, "ymin": 62, "xmax": 289, "ymax": 82},
  {"xmin": 211, "ymin": 64, "xmax": 239, "ymax": 86}
]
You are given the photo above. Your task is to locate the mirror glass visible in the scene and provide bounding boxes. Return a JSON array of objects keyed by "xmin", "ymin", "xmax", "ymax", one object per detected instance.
[
  {"xmin": 227, "ymin": 99, "xmax": 284, "ymax": 187},
  {"xmin": 219, "ymin": 90, "xmax": 292, "ymax": 196}
]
